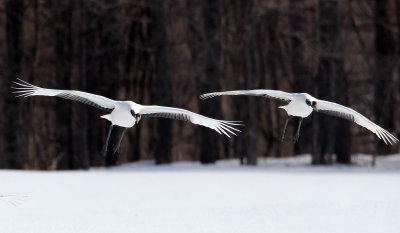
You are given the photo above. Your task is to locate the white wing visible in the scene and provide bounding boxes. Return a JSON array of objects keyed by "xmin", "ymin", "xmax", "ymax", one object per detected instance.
[
  {"xmin": 12, "ymin": 79, "xmax": 117, "ymax": 111},
  {"xmin": 200, "ymin": 89, "xmax": 294, "ymax": 102},
  {"xmin": 138, "ymin": 105, "xmax": 242, "ymax": 137},
  {"xmin": 317, "ymin": 100, "xmax": 399, "ymax": 145}
]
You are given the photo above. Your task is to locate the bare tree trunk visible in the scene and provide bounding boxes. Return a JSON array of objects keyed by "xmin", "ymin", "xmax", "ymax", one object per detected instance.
[
  {"xmin": 265, "ymin": 9, "xmax": 284, "ymax": 157},
  {"xmin": 101, "ymin": 0, "xmax": 122, "ymax": 166},
  {"xmin": 332, "ymin": 3, "xmax": 351, "ymax": 164},
  {"xmin": 374, "ymin": 0, "xmax": 396, "ymax": 156},
  {"xmin": 290, "ymin": 0, "xmax": 312, "ymax": 154},
  {"xmin": 1, "ymin": 0, "xmax": 24, "ymax": 168},
  {"xmin": 335, "ymin": 79, "xmax": 351, "ymax": 164},
  {"xmin": 290, "ymin": 0, "xmax": 308, "ymax": 92},
  {"xmin": 124, "ymin": 6, "xmax": 151, "ymax": 162},
  {"xmin": 26, "ymin": 0, "xmax": 39, "ymax": 168},
  {"xmin": 244, "ymin": 1, "xmax": 258, "ymax": 165},
  {"xmin": 200, "ymin": 0, "xmax": 221, "ymax": 164},
  {"xmin": 53, "ymin": 0, "xmax": 75, "ymax": 169},
  {"xmin": 75, "ymin": 0, "xmax": 90, "ymax": 169},
  {"xmin": 312, "ymin": 0, "xmax": 349, "ymax": 165},
  {"xmin": 150, "ymin": 0, "xmax": 172, "ymax": 164},
  {"xmin": 83, "ymin": 2, "xmax": 101, "ymax": 167}
]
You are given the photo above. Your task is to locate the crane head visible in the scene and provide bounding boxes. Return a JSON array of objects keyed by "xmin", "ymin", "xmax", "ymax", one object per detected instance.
[{"xmin": 130, "ymin": 109, "xmax": 142, "ymax": 123}]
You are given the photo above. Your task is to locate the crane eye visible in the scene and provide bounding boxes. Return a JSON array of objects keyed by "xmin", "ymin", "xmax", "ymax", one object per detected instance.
[
  {"xmin": 305, "ymin": 99, "xmax": 311, "ymax": 106},
  {"xmin": 312, "ymin": 101, "xmax": 317, "ymax": 106},
  {"xmin": 130, "ymin": 109, "xmax": 135, "ymax": 116}
]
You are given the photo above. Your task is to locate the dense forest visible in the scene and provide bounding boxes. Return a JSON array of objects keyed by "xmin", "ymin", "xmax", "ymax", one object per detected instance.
[{"xmin": 0, "ymin": 0, "xmax": 399, "ymax": 169}]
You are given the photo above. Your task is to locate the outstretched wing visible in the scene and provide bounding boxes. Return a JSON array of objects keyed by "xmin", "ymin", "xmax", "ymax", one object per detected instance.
[
  {"xmin": 12, "ymin": 79, "xmax": 117, "ymax": 111},
  {"xmin": 139, "ymin": 105, "xmax": 242, "ymax": 137},
  {"xmin": 317, "ymin": 100, "xmax": 399, "ymax": 145},
  {"xmin": 200, "ymin": 89, "xmax": 294, "ymax": 102}
]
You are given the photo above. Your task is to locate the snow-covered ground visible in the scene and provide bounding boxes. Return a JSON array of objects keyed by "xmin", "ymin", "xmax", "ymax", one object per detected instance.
[{"xmin": 1, "ymin": 154, "xmax": 400, "ymax": 233}]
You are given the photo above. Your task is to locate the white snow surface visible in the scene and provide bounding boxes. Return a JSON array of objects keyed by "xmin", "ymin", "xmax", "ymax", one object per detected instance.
[{"xmin": 1, "ymin": 154, "xmax": 400, "ymax": 233}]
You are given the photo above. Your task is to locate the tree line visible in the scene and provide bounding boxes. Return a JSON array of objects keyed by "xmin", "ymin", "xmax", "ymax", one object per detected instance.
[{"xmin": 0, "ymin": 0, "xmax": 399, "ymax": 169}]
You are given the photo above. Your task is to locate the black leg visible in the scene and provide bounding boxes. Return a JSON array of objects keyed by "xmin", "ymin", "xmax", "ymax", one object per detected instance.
[
  {"xmin": 280, "ymin": 116, "xmax": 291, "ymax": 141},
  {"xmin": 113, "ymin": 128, "xmax": 128, "ymax": 154},
  {"xmin": 102, "ymin": 124, "xmax": 113, "ymax": 156},
  {"xmin": 294, "ymin": 118, "xmax": 303, "ymax": 143}
]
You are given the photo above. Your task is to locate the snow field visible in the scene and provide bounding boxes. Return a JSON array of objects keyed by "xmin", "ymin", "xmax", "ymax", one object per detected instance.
[{"xmin": 1, "ymin": 163, "xmax": 400, "ymax": 233}]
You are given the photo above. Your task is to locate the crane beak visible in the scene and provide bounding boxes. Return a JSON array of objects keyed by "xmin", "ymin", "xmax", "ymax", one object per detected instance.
[
  {"xmin": 312, "ymin": 102, "xmax": 318, "ymax": 112},
  {"xmin": 135, "ymin": 113, "xmax": 141, "ymax": 123}
]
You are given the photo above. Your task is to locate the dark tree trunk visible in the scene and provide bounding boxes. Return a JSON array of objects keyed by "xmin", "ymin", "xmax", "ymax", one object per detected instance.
[
  {"xmin": 75, "ymin": 0, "xmax": 90, "ymax": 169},
  {"xmin": 2, "ymin": 0, "xmax": 24, "ymax": 168},
  {"xmin": 312, "ymin": 0, "xmax": 349, "ymax": 164},
  {"xmin": 124, "ymin": 6, "xmax": 151, "ymax": 162},
  {"xmin": 290, "ymin": 0, "xmax": 312, "ymax": 154},
  {"xmin": 54, "ymin": 1, "xmax": 74, "ymax": 169},
  {"xmin": 312, "ymin": 59, "xmax": 334, "ymax": 165},
  {"xmin": 335, "ymin": 80, "xmax": 351, "ymax": 164},
  {"xmin": 101, "ymin": 0, "xmax": 122, "ymax": 166},
  {"xmin": 83, "ymin": 2, "xmax": 101, "ymax": 167},
  {"xmin": 200, "ymin": 0, "xmax": 221, "ymax": 164},
  {"xmin": 312, "ymin": 1, "xmax": 333, "ymax": 165},
  {"xmin": 290, "ymin": 0, "xmax": 308, "ymax": 92},
  {"xmin": 150, "ymin": 0, "xmax": 172, "ymax": 164},
  {"xmin": 244, "ymin": 4, "xmax": 258, "ymax": 165},
  {"xmin": 374, "ymin": 0, "xmax": 396, "ymax": 155},
  {"xmin": 333, "ymin": 4, "xmax": 351, "ymax": 164},
  {"xmin": 265, "ymin": 9, "xmax": 283, "ymax": 157}
]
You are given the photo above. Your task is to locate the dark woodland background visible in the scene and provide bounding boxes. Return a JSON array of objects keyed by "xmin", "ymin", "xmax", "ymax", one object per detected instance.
[{"xmin": 0, "ymin": 0, "xmax": 399, "ymax": 169}]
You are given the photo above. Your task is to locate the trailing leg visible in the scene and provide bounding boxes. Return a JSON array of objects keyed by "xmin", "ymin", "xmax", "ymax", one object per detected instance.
[
  {"xmin": 294, "ymin": 118, "xmax": 303, "ymax": 143},
  {"xmin": 113, "ymin": 128, "xmax": 128, "ymax": 154},
  {"xmin": 102, "ymin": 124, "xmax": 113, "ymax": 156},
  {"xmin": 280, "ymin": 116, "xmax": 291, "ymax": 141}
]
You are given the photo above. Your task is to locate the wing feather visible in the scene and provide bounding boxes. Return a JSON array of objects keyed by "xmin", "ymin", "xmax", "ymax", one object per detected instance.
[
  {"xmin": 139, "ymin": 105, "xmax": 242, "ymax": 137},
  {"xmin": 200, "ymin": 89, "xmax": 293, "ymax": 102},
  {"xmin": 317, "ymin": 100, "xmax": 399, "ymax": 145},
  {"xmin": 12, "ymin": 79, "xmax": 117, "ymax": 111}
]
